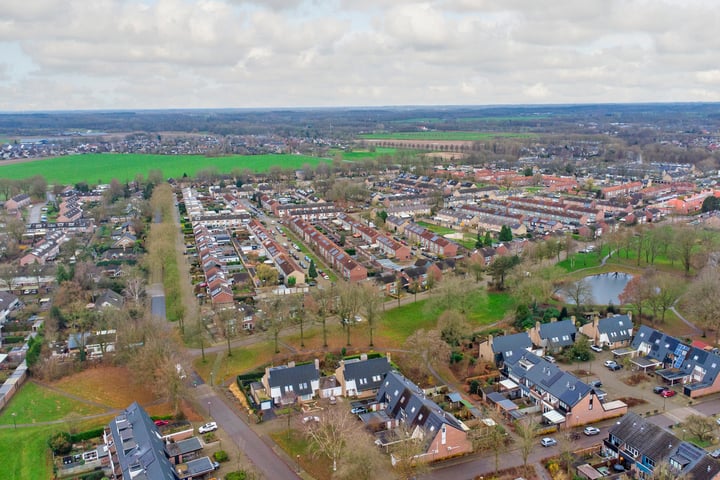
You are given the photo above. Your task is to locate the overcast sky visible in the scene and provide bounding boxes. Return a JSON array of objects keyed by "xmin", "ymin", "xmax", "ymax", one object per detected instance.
[{"xmin": 1, "ymin": 0, "xmax": 719, "ymax": 111}]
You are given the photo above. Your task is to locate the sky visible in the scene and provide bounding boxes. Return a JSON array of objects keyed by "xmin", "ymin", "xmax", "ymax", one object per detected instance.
[{"xmin": 1, "ymin": 0, "xmax": 719, "ymax": 111}]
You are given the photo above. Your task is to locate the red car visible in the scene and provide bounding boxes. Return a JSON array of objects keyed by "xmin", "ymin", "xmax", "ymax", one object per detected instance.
[
  {"xmin": 154, "ymin": 420, "xmax": 169, "ymax": 426},
  {"xmin": 660, "ymin": 389, "xmax": 676, "ymax": 398}
]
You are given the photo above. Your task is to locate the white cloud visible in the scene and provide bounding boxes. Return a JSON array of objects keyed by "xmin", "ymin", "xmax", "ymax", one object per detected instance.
[{"xmin": 1, "ymin": 0, "xmax": 720, "ymax": 110}]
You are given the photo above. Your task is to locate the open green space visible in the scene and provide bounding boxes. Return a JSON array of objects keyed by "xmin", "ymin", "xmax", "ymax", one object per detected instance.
[
  {"xmin": 359, "ymin": 131, "xmax": 534, "ymax": 141},
  {"xmin": 0, "ymin": 424, "xmax": 55, "ymax": 479},
  {"xmin": 0, "ymin": 381, "xmax": 105, "ymax": 425},
  {"xmin": 416, "ymin": 221, "xmax": 455, "ymax": 235},
  {"xmin": 193, "ymin": 342, "xmax": 274, "ymax": 382},
  {"xmin": 328, "ymin": 147, "xmax": 396, "ymax": 160},
  {"xmin": 0, "ymin": 153, "xmax": 327, "ymax": 185},
  {"xmin": 379, "ymin": 292, "xmax": 512, "ymax": 344}
]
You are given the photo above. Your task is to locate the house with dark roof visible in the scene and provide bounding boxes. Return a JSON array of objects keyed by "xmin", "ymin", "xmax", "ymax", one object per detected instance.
[
  {"xmin": 261, "ymin": 360, "xmax": 320, "ymax": 406},
  {"xmin": 104, "ymin": 402, "xmax": 216, "ymax": 479},
  {"xmin": 528, "ymin": 318, "xmax": 577, "ymax": 354},
  {"xmin": 604, "ymin": 412, "xmax": 720, "ymax": 479},
  {"xmin": 375, "ymin": 371, "xmax": 472, "ymax": 462},
  {"xmin": 95, "ymin": 289, "xmax": 124, "ymax": 310},
  {"xmin": 478, "ymin": 332, "xmax": 533, "ymax": 369},
  {"xmin": 335, "ymin": 354, "xmax": 392, "ymax": 398},
  {"xmin": 579, "ymin": 313, "xmax": 633, "ymax": 349},
  {"xmin": 506, "ymin": 351, "xmax": 627, "ymax": 428},
  {"xmin": 631, "ymin": 325, "xmax": 720, "ymax": 398},
  {"xmin": 0, "ymin": 291, "xmax": 19, "ymax": 324},
  {"xmin": 4, "ymin": 193, "xmax": 31, "ymax": 211}
]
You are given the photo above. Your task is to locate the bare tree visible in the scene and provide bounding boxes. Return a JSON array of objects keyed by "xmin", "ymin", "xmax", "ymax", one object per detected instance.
[
  {"xmin": 437, "ymin": 310, "xmax": 470, "ymax": 348},
  {"xmin": 619, "ymin": 270, "xmax": 654, "ymax": 323},
  {"xmin": 402, "ymin": 329, "xmax": 451, "ymax": 376},
  {"xmin": 684, "ymin": 414, "xmax": 715, "ymax": 443},
  {"xmin": 334, "ymin": 429, "xmax": 390, "ymax": 480},
  {"xmin": 515, "ymin": 417, "xmax": 538, "ymax": 475},
  {"xmin": 387, "ymin": 422, "xmax": 430, "ymax": 480},
  {"xmin": 304, "ymin": 406, "xmax": 359, "ymax": 473},
  {"xmin": 683, "ymin": 268, "xmax": 720, "ymax": 342},
  {"xmin": 427, "ymin": 273, "xmax": 479, "ymax": 314},
  {"xmin": 360, "ymin": 282, "xmax": 383, "ymax": 347},
  {"xmin": 336, "ymin": 280, "xmax": 361, "ymax": 346},
  {"xmin": 646, "ymin": 273, "xmax": 682, "ymax": 325},
  {"xmin": 309, "ymin": 285, "xmax": 335, "ymax": 348},
  {"xmin": 260, "ymin": 295, "xmax": 290, "ymax": 354},
  {"xmin": 122, "ymin": 266, "xmax": 146, "ymax": 305},
  {"xmin": 563, "ymin": 278, "xmax": 593, "ymax": 313}
]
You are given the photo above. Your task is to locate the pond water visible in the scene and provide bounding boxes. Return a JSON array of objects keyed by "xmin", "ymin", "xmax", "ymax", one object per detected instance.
[{"xmin": 581, "ymin": 272, "xmax": 633, "ymax": 306}]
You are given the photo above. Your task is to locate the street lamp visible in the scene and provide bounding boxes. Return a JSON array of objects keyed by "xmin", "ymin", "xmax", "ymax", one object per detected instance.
[
  {"xmin": 210, "ymin": 371, "xmax": 214, "ymax": 387},
  {"xmin": 11, "ymin": 412, "xmax": 16, "ymax": 430},
  {"xmin": 208, "ymin": 401, "xmax": 212, "ymax": 418}
]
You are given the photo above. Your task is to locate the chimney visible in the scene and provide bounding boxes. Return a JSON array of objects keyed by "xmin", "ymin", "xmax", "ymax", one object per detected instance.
[
  {"xmin": 361, "ymin": 353, "xmax": 368, "ymax": 361},
  {"xmin": 570, "ymin": 315, "xmax": 576, "ymax": 326},
  {"xmin": 535, "ymin": 321, "xmax": 541, "ymax": 331},
  {"xmin": 288, "ymin": 361, "xmax": 295, "ymax": 368},
  {"xmin": 627, "ymin": 311, "xmax": 633, "ymax": 323},
  {"xmin": 550, "ymin": 317, "xmax": 557, "ymax": 323},
  {"xmin": 314, "ymin": 358, "xmax": 320, "ymax": 370},
  {"xmin": 386, "ymin": 352, "xmax": 391, "ymax": 364}
]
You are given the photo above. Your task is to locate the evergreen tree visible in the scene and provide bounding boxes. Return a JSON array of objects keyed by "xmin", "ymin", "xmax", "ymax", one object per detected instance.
[
  {"xmin": 308, "ymin": 260, "xmax": 318, "ymax": 278},
  {"xmin": 499, "ymin": 225, "xmax": 513, "ymax": 242},
  {"xmin": 484, "ymin": 231, "xmax": 493, "ymax": 246}
]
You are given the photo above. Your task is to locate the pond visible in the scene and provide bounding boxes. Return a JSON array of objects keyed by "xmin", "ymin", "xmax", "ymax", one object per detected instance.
[{"xmin": 581, "ymin": 272, "xmax": 633, "ymax": 305}]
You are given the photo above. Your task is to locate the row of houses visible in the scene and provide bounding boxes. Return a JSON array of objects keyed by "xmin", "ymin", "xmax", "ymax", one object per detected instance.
[
  {"xmin": 247, "ymin": 219, "xmax": 305, "ymax": 286},
  {"xmin": 19, "ymin": 231, "xmax": 67, "ymax": 266},
  {"xmin": 336, "ymin": 213, "xmax": 413, "ymax": 260},
  {"xmin": 253, "ymin": 355, "xmax": 472, "ymax": 463},
  {"xmin": 387, "ymin": 221, "xmax": 459, "ymax": 257},
  {"xmin": 260, "ymin": 195, "xmax": 340, "ymax": 220},
  {"xmin": 192, "ymin": 224, "xmax": 234, "ymax": 306},
  {"xmin": 287, "ymin": 216, "xmax": 367, "ymax": 282}
]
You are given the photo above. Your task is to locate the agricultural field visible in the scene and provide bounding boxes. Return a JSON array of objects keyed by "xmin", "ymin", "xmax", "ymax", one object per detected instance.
[
  {"xmin": 327, "ymin": 147, "xmax": 396, "ymax": 160},
  {"xmin": 0, "ymin": 153, "xmax": 327, "ymax": 185},
  {"xmin": 359, "ymin": 131, "xmax": 533, "ymax": 141}
]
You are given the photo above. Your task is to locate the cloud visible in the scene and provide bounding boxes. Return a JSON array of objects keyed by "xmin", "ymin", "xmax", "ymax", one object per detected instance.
[{"xmin": 1, "ymin": 0, "xmax": 720, "ymax": 110}]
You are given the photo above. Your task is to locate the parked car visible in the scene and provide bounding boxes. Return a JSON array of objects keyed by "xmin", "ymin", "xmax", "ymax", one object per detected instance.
[
  {"xmin": 710, "ymin": 448, "xmax": 720, "ymax": 458},
  {"xmin": 590, "ymin": 344, "xmax": 603, "ymax": 353},
  {"xmin": 660, "ymin": 389, "xmax": 676, "ymax": 398},
  {"xmin": 540, "ymin": 437, "xmax": 558, "ymax": 447},
  {"xmin": 198, "ymin": 422, "xmax": 218, "ymax": 434},
  {"xmin": 589, "ymin": 380, "xmax": 602, "ymax": 388},
  {"xmin": 351, "ymin": 406, "xmax": 367, "ymax": 415},
  {"xmin": 603, "ymin": 360, "xmax": 617, "ymax": 368},
  {"xmin": 653, "ymin": 386, "xmax": 668, "ymax": 394},
  {"xmin": 608, "ymin": 364, "xmax": 623, "ymax": 371},
  {"xmin": 154, "ymin": 419, "xmax": 169, "ymax": 426},
  {"xmin": 584, "ymin": 426, "xmax": 601, "ymax": 436},
  {"xmin": 543, "ymin": 355, "xmax": 556, "ymax": 363}
]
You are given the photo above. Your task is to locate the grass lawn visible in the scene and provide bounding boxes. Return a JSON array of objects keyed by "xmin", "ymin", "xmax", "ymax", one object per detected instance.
[
  {"xmin": 416, "ymin": 221, "xmax": 455, "ymax": 235},
  {"xmin": 327, "ymin": 147, "xmax": 396, "ymax": 160},
  {"xmin": 0, "ymin": 382, "xmax": 105, "ymax": 425},
  {"xmin": 271, "ymin": 428, "xmax": 333, "ymax": 480},
  {"xmin": 0, "ymin": 424, "xmax": 55, "ymax": 479},
  {"xmin": 379, "ymin": 291, "xmax": 512, "ymax": 345},
  {"xmin": 0, "ymin": 153, "xmax": 328, "ymax": 185},
  {"xmin": 557, "ymin": 249, "xmax": 606, "ymax": 272},
  {"xmin": 359, "ymin": 131, "xmax": 534, "ymax": 141},
  {"xmin": 193, "ymin": 342, "xmax": 275, "ymax": 384}
]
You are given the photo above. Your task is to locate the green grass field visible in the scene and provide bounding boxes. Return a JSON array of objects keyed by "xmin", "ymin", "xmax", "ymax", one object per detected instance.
[
  {"xmin": 379, "ymin": 292, "xmax": 512, "ymax": 344},
  {"xmin": 416, "ymin": 221, "xmax": 455, "ymax": 235},
  {"xmin": 328, "ymin": 147, "xmax": 396, "ymax": 160},
  {"xmin": 0, "ymin": 382, "xmax": 108, "ymax": 479},
  {"xmin": 359, "ymin": 131, "xmax": 533, "ymax": 141},
  {"xmin": 0, "ymin": 153, "xmax": 327, "ymax": 185}
]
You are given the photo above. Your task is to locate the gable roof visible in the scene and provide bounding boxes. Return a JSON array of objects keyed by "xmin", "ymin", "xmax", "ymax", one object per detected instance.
[
  {"xmin": 96, "ymin": 289, "xmax": 124, "ymax": 309},
  {"xmin": 267, "ymin": 363, "xmax": 319, "ymax": 397},
  {"xmin": 539, "ymin": 319, "xmax": 577, "ymax": 347},
  {"xmin": 491, "ymin": 332, "xmax": 532, "ymax": 364},
  {"xmin": 342, "ymin": 357, "xmax": 391, "ymax": 393},
  {"xmin": 377, "ymin": 371, "xmax": 464, "ymax": 434},
  {"xmin": 508, "ymin": 352, "xmax": 591, "ymax": 408},
  {"xmin": 107, "ymin": 402, "xmax": 177, "ymax": 480},
  {"xmin": 598, "ymin": 314, "xmax": 633, "ymax": 342}
]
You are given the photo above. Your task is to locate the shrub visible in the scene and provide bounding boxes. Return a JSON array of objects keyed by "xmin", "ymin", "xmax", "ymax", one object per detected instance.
[
  {"xmin": 214, "ymin": 450, "xmax": 229, "ymax": 462},
  {"xmin": 48, "ymin": 431, "xmax": 72, "ymax": 455},
  {"xmin": 70, "ymin": 427, "xmax": 105, "ymax": 443},
  {"xmin": 226, "ymin": 472, "xmax": 248, "ymax": 480}
]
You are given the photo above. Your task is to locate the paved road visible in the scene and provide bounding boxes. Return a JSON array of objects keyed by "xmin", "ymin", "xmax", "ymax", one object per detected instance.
[
  {"xmin": 197, "ymin": 385, "xmax": 300, "ymax": 480},
  {"xmin": 28, "ymin": 202, "xmax": 45, "ymax": 224}
]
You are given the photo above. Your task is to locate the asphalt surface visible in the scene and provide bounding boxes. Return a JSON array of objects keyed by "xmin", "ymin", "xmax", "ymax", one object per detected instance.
[{"xmin": 197, "ymin": 385, "xmax": 300, "ymax": 480}]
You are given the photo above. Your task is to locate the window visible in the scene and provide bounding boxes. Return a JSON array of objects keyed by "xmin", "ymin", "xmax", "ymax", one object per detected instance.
[{"xmin": 626, "ymin": 445, "xmax": 639, "ymax": 457}]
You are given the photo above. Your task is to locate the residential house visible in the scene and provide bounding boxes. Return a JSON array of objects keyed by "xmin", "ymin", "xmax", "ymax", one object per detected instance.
[
  {"xmin": 604, "ymin": 412, "xmax": 720, "ymax": 479},
  {"xmin": 375, "ymin": 371, "xmax": 472, "ymax": 462},
  {"xmin": 104, "ymin": 402, "xmax": 217, "ymax": 480},
  {"xmin": 261, "ymin": 360, "xmax": 321, "ymax": 406},
  {"xmin": 4, "ymin": 193, "xmax": 31, "ymax": 211},
  {"xmin": 112, "ymin": 232, "xmax": 137, "ymax": 250},
  {"xmin": 528, "ymin": 318, "xmax": 577, "ymax": 354},
  {"xmin": 478, "ymin": 332, "xmax": 533, "ymax": 369},
  {"xmin": 0, "ymin": 291, "xmax": 19, "ymax": 324},
  {"xmin": 579, "ymin": 314, "xmax": 633, "ymax": 349},
  {"xmin": 95, "ymin": 289, "xmax": 124, "ymax": 310},
  {"xmin": 631, "ymin": 325, "xmax": 720, "ymax": 398},
  {"xmin": 506, "ymin": 352, "xmax": 627, "ymax": 428},
  {"xmin": 335, "ymin": 354, "xmax": 392, "ymax": 398}
]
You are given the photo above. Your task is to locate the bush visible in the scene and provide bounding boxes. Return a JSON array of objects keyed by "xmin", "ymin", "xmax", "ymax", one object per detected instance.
[
  {"xmin": 70, "ymin": 427, "xmax": 105, "ymax": 443},
  {"xmin": 48, "ymin": 431, "xmax": 72, "ymax": 455},
  {"xmin": 214, "ymin": 450, "xmax": 229, "ymax": 462},
  {"xmin": 226, "ymin": 472, "xmax": 249, "ymax": 480}
]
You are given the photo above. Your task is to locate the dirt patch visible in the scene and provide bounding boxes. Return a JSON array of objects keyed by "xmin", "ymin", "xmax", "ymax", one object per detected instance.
[
  {"xmin": 50, "ymin": 365, "xmax": 171, "ymax": 413},
  {"xmin": 617, "ymin": 397, "xmax": 647, "ymax": 408},
  {"xmin": 623, "ymin": 373, "xmax": 649, "ymax": 386}
]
